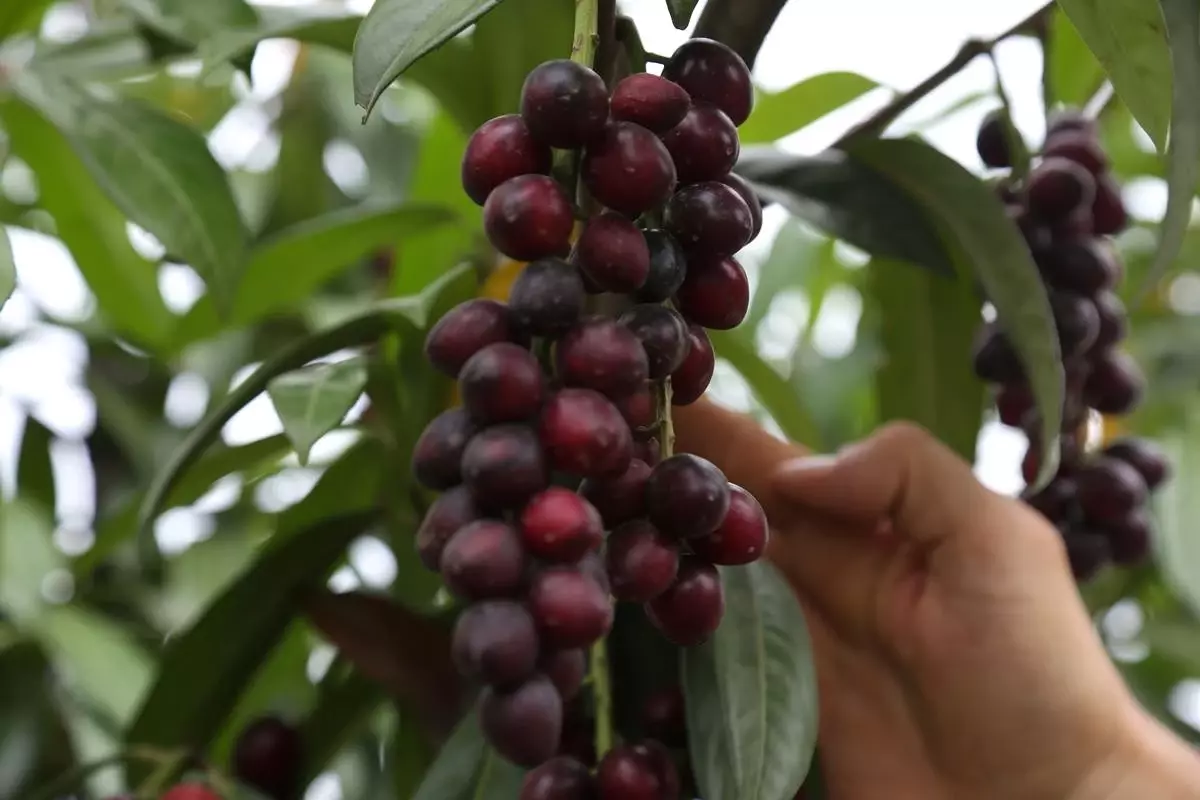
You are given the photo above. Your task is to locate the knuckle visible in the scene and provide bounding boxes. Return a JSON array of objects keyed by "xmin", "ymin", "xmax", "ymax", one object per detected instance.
[{"xmin": 875, "ymin": 420, "xmax": 935, "ymax": 450}]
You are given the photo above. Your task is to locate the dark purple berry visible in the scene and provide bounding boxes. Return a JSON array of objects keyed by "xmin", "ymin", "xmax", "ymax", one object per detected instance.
[
  {"xmin": 645, "ymin": 557, "xmax": 724, "ymax": 646},
  {"xmin": 674, "ymin": 255, "xmax": 749, "ymax": 329},
  {"xmin": 1092, "ymin": 174, "xmax": 1128, "ymax": 235},
  {"xmin": 646, "ymin": 454, "xmax": 731, "ymax": 539},
  {"xmin": 1025, "ymin": 476, "xmax": 1077, "ymax": 523},
  {"xmin": 972, "ymin": 326, "xmax": 1023, "ymax": 384},
  {"xmin": 976, "ymin": 109, "xmax": 1012, "ymax": 168},
  {"xmin": 574, "ymin": 213, "xmax": 650, "ymax": 293},
  {"xmin": 440, "ymin": 520, "xmax": 528, "ymax": 600},
  {"xmin": 425, "ymin": 299, "xmax": 518, "ymax": 377},
  {"xmin": 995, "ymin": 383, "xmax": 1033, "ymax": 428},
  {"xmin": 610, "ymin": 73, "xmax": 691, "ymax": 133},
  {"xmin": 232, "ymin": 716, "xmax": 302, "ymax": 800},
  {"xmin": 541, "ymin": 650, "xmax": 588, "ymax": 703},
  {"xmin": 481, "ymin": 676, "xmax": 564, "ymax": 768},
  {"xmin": 1076, "ymin": 456, "xmax": 1148, "ymax": 524},
  {"xmin": 719, "ymin": 172, "xmax": 764, "ymax": 239},
  {"xmin": 671, "ymin": 324, "xmax": 715, "ymax": 406},
  {"xmin": 1062, "ymin": 527, "xmax": 1111, "ymax": 582},
  {"xmin": 520, "ymin": 486, "xmax": 604, "ymax": 562},
  {"xmin": 508, "ymin": 258, "xmax": 586, "ymax": 336},
  {"xmin": 556, "ymin": 318, "xmax": 651, "ymax": 398},
  {"xmin": 661, "ymin": 105, "xmax": 740, "ymax": 183},
  {"xmin": 1091, "ymin": 292, "xmax": 1128, "ymax": 351},
  {"xmin": 459, "ymin": 342, "xmax": 545, "ymax": 424},
  {"xmin": 1046, "ymin": 109, "xmax": 1095, "ymax": 138},
  {"xmin": 580, "ymin": 459, "xmax": 652, "ymax": 528},
  {"xmin": 412, "ymin": 407, "xmax": 476, "ymax": 490},
  {"xmin": 606, "ymin": 520, "xmax": 680, "ymax": 602},
  {"xmin": 1036, "ymin": 238, "xmax": 1119, "ymax": 295},
  {"xmin": 528, "ymin": 567, "xmax": 613, "ymax": 649},
  {"xmin": 662, "ymin": 38, "xmax": 754, "ymax": 125},
  {"xmin": 1104, "ymin": 438, "xmax": 1170, "ymax": 490},
  {"xmin": 1083, "ymin": 350, "xmax": 1145, "ymax": 414},
  {"xmin": 582, "ymin": 122, "xmax": 677, "ymax": 217},
  {"xmin": 619, "ymin": 304, "xmax": 689, "ymax": 378},
  {"xmin": 521, "ymin": 60, "xmax": 610, "ymax": 149},
  {"xmin": 484, "ymin": 175, "xmax": 575, "ymax": 261},
  {"xmin": 540, "ymin": 389, "xmax": 634, "ymax": 478},
  {"xmin": 1026, "ymin": 157, "xmax": 1096, "ymax": 223},
  {"xmin": 1104, "ymin": 510, "xmax": 1152, "ymax": 566},
  {"xmin": 1050, "ymin": 291, "xmax": 1100, "ymax": 358},
  {"xmin": 462, "ymin": 114, "xmax": 553, "ymax": 205},
  {"xmin": 416, "ymin": 486, "xmax": 480, "ymax": 572},
  {"xmin": 461, "ymin": 424, "xmax": 549, "ymax": 510},
  {"xmin": 452, "ymin": 600, "xmax": 539, "ymax": 686},
  {"xmin": 689, "ymin": 484, "xmax": 768, "ymax": 565},
  {"xmin": 522, "ymin": 755, "xmax": 595, "ymax": 800},
  {"xmin": 637, "ymin": 230, "xmax": 688, "ymax": 302},
  {"xmin": 665, "ymin": 181, "xmax": 753, "ymax": 256},
  {"xmin": 1042, "ymin": 130, "xmax": 1108, "ymax": 175},
  {"xmin": 641, "ymin": 687, "xmax": 686, "ymax": 747}
]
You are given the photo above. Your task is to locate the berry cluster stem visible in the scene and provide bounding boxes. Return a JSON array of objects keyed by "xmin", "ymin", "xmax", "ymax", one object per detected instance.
[
  {"xmin": 590, "ymin": 639, "xmax": 614, "ymax": 755},
  {"xmin": 571, "ymin": 0, "xmax": 601, "ymax": 67}
]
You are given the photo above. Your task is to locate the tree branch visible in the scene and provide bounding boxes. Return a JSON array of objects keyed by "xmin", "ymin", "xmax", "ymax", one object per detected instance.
[{"xmin": 692, "ymin": 0, "xmax": 790, "ymax": 70}]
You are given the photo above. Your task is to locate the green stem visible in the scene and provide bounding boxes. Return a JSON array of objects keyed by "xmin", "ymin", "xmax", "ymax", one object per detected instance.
[
  {"xmin": 590, "ymin": 640, "xmax": 614, "ymax": 755},
  {"xmin": 571, "ymin": 0, "xmax": 600, "ymax": 67}
]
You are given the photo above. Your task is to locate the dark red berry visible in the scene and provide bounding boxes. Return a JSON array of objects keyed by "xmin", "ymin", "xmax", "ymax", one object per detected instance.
[
  {"xmin": 689, "ymin": 484, "xmax": 768, "ymax": 565},
  {"xmin": 675, "ymin": 254, "xmax": 749, "ymax": 329},
  {"xmin": 1083, "ymin": 349, "xmax": 1144, "ymax": 414},
  {"xmin": 972, "ymin": 326, "xmax": 1023, "ymax": 384},
  {"xmin": 662, "ymin": 105, "xmax": 740, "ymax": 183},
  {"xmin": 637, "ymin": 230, "xmax": 688, "ymax": 302},
  {"xmin": 521, "ymin": 60, "xmax": 610, "ymax": 149},
  {"xmin": 522, "ymin": 755, "xmax": 596, "ymax": 800},
  {"xmin": 1104, "ymin": 439, "xmax": 1170, "ymax": 490},
  {"xmin": 596, "ymin": 745, "xmax": 671, "ymax": 800},
  {"xmin": 582, "ymin": 122, "xmax": 677, "ymax": 217},
  {"xmin": 161, "ymin": 784, "xmax": 221, "ymax": 800},
  {"xmin": 610, "ymin": 73, "xmax": 691, "ymax": 133},
  {"xmin": 1076, "ymin": 456, "xmax": 1148, "ymax": 524},
  {"xmin": 1026, "ymin": 157, "xmax": 1096, "ymax": 223},
  {"xmin": 619, "ymin": 304, "xmax": 689, "ymax": 378},
  {"xmin": 461, "ymin": 424, "xmax": 549, "ymax": 510},
  {"xmin": 232, "ymin": 716, "xmax": 302, "ymax": 800},
  {"xmin": 528, "ymin": 567, "xmax": 613, "ymax": 649},
  {"xmin": 1062, "ymin": 528, "xmax": 1110, "ymax": 582},
  {"xmin": 520, "ymin": 487, "xmax": 604, "ymax": 562},
  {"xmin": 556, "ymin": 318, "xmax": 651, "ymax": 398},
  {"xmin": 1091, "ymin": 174, "xmax": 1128, "ymax": 235},
  {"xmin": 481, "ymin": 676, "xmax": 564, "ymax": 768},
  {"xmin": 641, "ymin": 687, "xmax": 686, "ymax": 746},
  {"xmin": 416, "ymin": 486, "xmax": 480, "ymax": 572},
  {"xmin": 1104, "ymin": 509, "xmax": 1152, "ymax": 566},
  {"xmin": 671, "ymin": 324, "xmax": 715, "ymax": 406},
  {"xmin": 580, "ymin": 459, "xmax": 652, "ymax": 528},
  {"xmin": 540, "ymin": 389, "xmax": 634, "ymax": 478},
  {"xmin": 663, "ymin": 38, "xmax": 754, "ymax": 126},
  {"xmin": 665, "ymin": 181, "xmax": 753, "ymax": 256},
  {"xmin": 614, "ymin": 385, "xmax": 658, "ymax": 433},
  {"xmin": 719, "ymin": 172, "xmax": 764, "ymax": 239},
  {"xmin": 1050, "ymin": 291, "xmax": 1100, "ymax": 358},
  {"xmin": 646, "ymin": 557, "xmax": 724, "ymax": 646},
  {"xmin": 462, "ymin": 114, "xmax": 553, "ymax": 205},
  {"xmin": 452, "ymin": 600, "xmax": 539, "ymax": 686},
  {"xmin": 460, "ymin": 342, "xmax": 546, "ymax": 425},
  {"xmin": 1046, "ymin": 109, "xmax": 1095, "ymax": 137},
  {"xmin": 630, "ymin": 740, "xmax": 681, "ymax": 799},
  {"xmin": 484, "ymin": 175, "xmax": 575, "ymax": 261},
  {"xmin": 1036, "ymin": 238, "xmax": 1119, "ymax": 295},
  {"xmin": 412, "ymin": 407, "xmax": 476, "ymax": 490},
  {"xmin": 425, "ymin": 299, "xmax": 519, "ymax": 377},
  {"xmin": 541, "ymin": 649, "xmax": 588, "ymax": 702},
  {"xmin": 509, "ymin": 258, "xmax": 587, "ymax": 336},
  {"xmin": 995, "ymin": 383, "xmax": 1033, "ymax": 428},
  {"xmin": 1025, "ymin": 476, "xmax": 1077, "ymax": 523},
  {"xmin": 606, "ymin": 520, "xmax": 680, "ymax": 602},
  {"xmin": 633, "ymin": 437, "xmax": 662, "ymax": 467},
  {"xmin": 1091, "ymin": 292, "xmax": 1128, "ymax": 351},
  {"xmin": 1042, "ymin": 130, "xmax": 1108, "ymax": 175},
  {"xmin": 574, "ymin": 212, "xmax": 650, "ymax": 293},
  {"xmin": 441, "ymin": 520, "xmax": 528, "ymax": 600},
  {"xmin": 1011, "ymin": 205, "xmax": 1054, "ymax": 252},
  {"xmin": 646, "ymin": 454, "xmax": 731, "ymax": 539},
  {"xmin": 976, "ymin": 110, "xmax": 1012, "ymax": 168}
]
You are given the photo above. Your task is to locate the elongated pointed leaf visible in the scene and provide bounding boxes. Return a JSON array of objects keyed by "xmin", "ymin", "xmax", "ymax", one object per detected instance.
[
  {"xmin": 119, "ymin": 0, "xmax": 258, "ymax": 44},
  {"xmin": 683, "ymin": 561, "xmax": 819, "ymax": 800},
  {"xmin": 269, "ymin": 358, "xmax": 368, "ymax": 465},
  {"xmin": 412, "ymin": 710, "xmax": 526, "ymax": 800},
  {"xmin": 739, "ymin": 73, "xmax": 881, "ymax": 145},
  {"xmin": 666, "ymin": 0, "xmax": 700, "ymax": 29},
  {"xmin": 299, "ymin": 667, "xmax": 386, "ymax": 784},
  {"xmin": 1155, "ymin": 408, "xmax": 1200, "ymax": 617},
  {"xmin": 0, "ymin": 228, "xmax": 12, "ymax": 311},
  {"xmin": 1047, "ymin": 9, "xmax": 1106, "ymax": 108}
]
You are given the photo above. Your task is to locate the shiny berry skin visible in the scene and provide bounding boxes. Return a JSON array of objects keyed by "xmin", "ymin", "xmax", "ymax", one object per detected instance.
[
  {"xmin": 529, "ymin": 567, "xmax": 613, "ymax": 648},
  {"xmin": 459, "ymin": 342, "xmax": 546, "ymax": 425},
  {"xmin": 574, "ymin": 212, "xmax": 650, "ymax": 293},
  {"xmin": 541, "ymin": 649, "xmax": 587, "ymax": 703},
  {"xmin": 412, "ymin": 407, "xmax": 476, "ymax": 490},
  {"xmin": 662, "ymin": 105, "xmax": 740, "ymax": 183},
  {"xmin": 646, "ymin": 454, "xmax": 731, "ymax": 539},
  {"xmin": 614, "ymin": 385, "xmax": 658, "ymax": 433},
  {"xmin": 1091, "ymin": 292, "xmax": 1128, "ymax": 351},
  {"xmin": 484, "ymin": 175, "xmax": 575, "ymax": 261},
  {"xmin": 462, "ymin": 114, "xmax": 553, "ymax": 205},
  {"xmin": 416, "ymin": 486, "xmax": 480, "ymax": 572},
  {"xmin": 520, "ymin": 60, "xmax": 610, "ymax": 149},
  {"xmin": 582, "ymin": 122, "xmax": 677, "ymax": 217},
  {"xmin": 1026, "ymin": 157, "xmax": 1096, "ymax": 223},
  {"xmin": 1091, "ymin": 174, "xmax": 1128, "ymax": 235},
  {"xmin": 595, "ymin": 744, "xmax": 672, "ymax": 800},
  {"xmin": 509, "ymin": 258, "xmax": 587, "ymax": 336},
  {"xmin": 540, "ymin": 389, "xmax": 634, "ymax": 478},
  {"xmin": 425, "ymin": 299, "xmax": 519, "ymax": 377},
  {"xmin": 441, "ymin": 520, "xmax": 528, "ymax": 600},
  {"xmin": 1042, "ymin": 130, "xmax": 1108, "ymax": 175},
  {"xmin": 1105, "ymin": 509, "xmax": 1152, "ymax": 566},
  {"xmin": 481, "ymin": 676, "xmax": 564, "ymax": 768},
  {"xmin": 689, "ymin": 484, "xmax": 768, "ymax": 565},
  {"xmin": 637, "ymin": 230, "xmax": 688, "ymax": 302},
  {"xmin": 995, "ymin": 383, "xmax": 1033, "ymax": 428},
  {"xmin": 675, "ymin": 254, "xmax": 750, "ymax": 330},
  {"xmin": 520, "ymin": 487, "xmax": 604, "ymax": 562},
  {"xmin": 232, "ymin": 715, "xmax": 302, "ymax": 800},
  {"xmin": 556, "ymin": 318, "xmax": 650, "ymax": 398},
  {"xmin": 671, "ymin": 324, "xmax": 715, "ymax": 406},
  {"xmin": 580, "ymin": 459, "xmax": 652, "ymax": 527},
  {"xmin": 665, "ymin": 181, "xmax": 753, "ymax": 256},
  {"xmin": 1083, "ymin": 349, "xmax": 1145, "ymax": 415},
  {"xmin": 1049, "ymin": 291, "xmax": 1100, "ymax": 358},
  {"xmin": 646, "ymin": 557, "xmax": 725, "ymax": 646},
  {"xmin": 663, "ymin": 38, "xmax": 754, "ymax": 125},
  {"xmin": 1076, "ymin": 456, "xmax": 1148, "ymax": 524},
  {"xmin": 610, "ymin": 73, "xmax": 691, "ymax": 133},
  {"xmin": 1063, "ymin": 528, "xmax": 1110, "ymax": 582},
  {"xmin": 641, "ymin": 687, "xmax": 686, "ymax": 746},
  {"xmin": 452, "ymin": 600, "xmax": 539, "ymax": 686},
  {"xmin": 976, "ymin": 110, "xmax": 1012, "ymax": 168},
  {"xmin": 522, "ymin": 755, "xmax": 596, "ymax": 800},
  {"xmin": 972, "ymin": 326, "xmax": 1023, "ymax": 384},
  {"xmin": 719, "ymin": 172, "xmax": 764, "ymax": 239},
  {"xmin": 606, "ymin": 520, "xmax": 680, "ymax": 602},
  {"xmin": 461, "ymin": 424, "xmax": 549, "ymax": 510},
  {"xmin": 1036, "ymin": 238, "xmax": 1119, "ymax": 295},
  {"xmin": 161, "ymin": 784, "xmax": 221, "ymax": 800},
  {"xmin": 1104, "ymin": 439, "xmax": 1170, "ymax": 490},
  {"xmin": 620, "ymin": 304, "xmax": 690, "ymax": 378}
]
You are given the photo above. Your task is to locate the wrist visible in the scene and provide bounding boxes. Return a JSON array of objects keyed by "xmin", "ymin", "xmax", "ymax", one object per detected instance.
[{"xmin": 1069, "ymin": 711, "xmax": 1200, "ymax": 800}]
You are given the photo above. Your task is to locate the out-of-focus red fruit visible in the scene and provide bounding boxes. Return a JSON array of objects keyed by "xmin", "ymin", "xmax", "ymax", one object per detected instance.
[
  {"xmin": 596, "ymin": 741, "xmax": 680, "ymax": 800},
  {"xmin": 520, "ymin": 60, "xmax": 610, "ymax": 149},
  {"xmin": 161, "ymin": 784, "xmax": 221, "ymax": 800},
  {"xmin": 995, "ymin": 383, "xmax": 1034, "ymax": 428},
  {"xmin": 452, "ymin": 600, "xmax": 540, "ymax": 686},
  {"xmin": 462, "ymin": 114, "xmax": 553, "ymax": 205},
  {"xmin": 528, "ymin": 567, "xmax": 614, "ymax": 649},
  {"xmin": 1062, "ymin": 527, "xmax": 1111, "ymax": 582},
  {"xmin": 633, "ymin": 437, "xmax": 662, "ymax": 467},
  {"xmin": 582, "ymin": 122, "xmax": 677, "ymax": 217},
  {"xmin": 412, "ymin": 407, "xmax": 476, "ymax": 491},
  {"xmin": 1091, "ymin": 292, "xmax": 1128, "ymax": 352},
  {"xmin": 415, "ymin": 486, "xmax": 480, "ymax": 572},
  {"xmin": 521, "ymin": 755, "xmax": 596, "ymax": 800},
  {"xmin": 1083, "ymin": 349, "xmax": 1145, "ymax": 415},
  {"xmin": 539, "ymin": 389, "xmax": 634, "ymax": 478},
  {"xmin": 606, "ymin": 519, "xmax": 681, "ymax": 602},
  {"xmin": 481, "ymin": 675, "xmax": 564, "ymax": 767},
  {"xmin": 1104, "ymin": 509, "xmax": 1152, "ymax": 566},
  {"xmin": 1104, "ymin": 438, "xmax": 1170, "ymax": 490},
  {"xmin": 662, "ymin": 37, "xmax": 754, "ymax": 125},
  {"xmin": 1076, "ymin": 456, "xmax": 1149, "ymax": 524},
  {"xmin": 484, "ymin": 175, "xmax": 575, "ymax": 261},
  {"xmin": 574, "ymin": 212, "xmax": 650, "ymax": 293},
  {"xmin": 1042, "ymin": 130, "xmax": 1108, "ymax": 175},
  {"xmin": 674, "ymin": 254, "xmax": 750, "ymax": 330},
  {"xmin": 610, "ymin": 73, "xmax": 691, "ymax": 133},
  {"xmin": 645, "ymin": 557, "xmax": 725, "ymax": 646},
  {"xmin": 541, "ymin": 649, "xmax": 588, "ymax": 702},
  {"xmin": 1091, "ymin": 174, "xmax": 1128, "ymax": 235},
  {"xmin": 440, "ymin": 519, "xmax": 529, "ymax": 600},
  {"xmin": 1026, "ymin": 157, "xmax": 1096, "ymax": 223},
  {"xmin": 670, "ymin": 324, "xmax": 715, "ymax": 406},
  {"xmin": 520, "ymin": 486, "xmax": 604, "ymax": 562},
  {"xmin": 231, "ymin": 715, "xmax": 303, "ymax": 800},
  {"xmin": 689, "ymin": 484, "xmax": 769, "ymax": 565},
  {"xmin": 425, "ymin": 299, "xmax": 519, "ymax": 378},
  {"xmin": 641, "ymin": 687, "xmax": 687, "ymax": 747}
]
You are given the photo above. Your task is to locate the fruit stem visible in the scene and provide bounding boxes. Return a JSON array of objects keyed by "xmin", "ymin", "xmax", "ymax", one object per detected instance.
[
  {"xmin": 590, "ymin": 639, "xmax": 614, "ymax": 755},
  {"xmin": 659, "ymin": 380, "xmax": 676, "ymax": 459},
  {"xmin": 571, "ymin": 0, "xmax": 601, "ymax": 67},
  {"xmin": 986, "ymin": 52, "xmax": 1031, "ymax": 183}
]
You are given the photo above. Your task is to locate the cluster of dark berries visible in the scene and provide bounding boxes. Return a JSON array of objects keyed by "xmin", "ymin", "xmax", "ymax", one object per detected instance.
[
  {"xmin": 413, "ymin": 38, "xmax": 769, "ymax": 790},
  {"xmin": 974, "ymin": 108, "xmax": 1170, "ymax": 580}
]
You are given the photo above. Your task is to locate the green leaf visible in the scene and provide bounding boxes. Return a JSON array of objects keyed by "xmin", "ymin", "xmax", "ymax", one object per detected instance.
[
  {"xmin": 299, "ymin": 667, "xmax": 386, "ymax": 785},
  {"xmin": 412, "ymin": 711, "xmax": 526, "ymax": 800},
  {"xmin": 269, "ymin": 358, "xmax": 368, "ymax": 465},
  {"xmin": 392, "ymin": 713, "xmax": 437, "ymax": 799},
  {"xmin": 846, "ymin": 137, "xmax": 1063, "ymax": 487},
  {"xmin": 0, "ymin": 641, "xmax": 77, "ymax": 800},
  {"xmin": 119, "ymin": 0, "xmax": 259, "ymax": 45},
  {"xmin": 1057, "ymin": 0, "xmax": 1172, "ymax": 150},
  {"xmin": 0, "ymin": 227, "xmax": 12, "ymax": 311},
  {"xmin": 470, "ymin": 0, "xmax": 572, "ymax": 119},
  {"xmin": 683, "ymin": 561, "xmax": 819, "ymax": 800},
  {"xmin": 353, "ymin": 0, "xmax": 508, "ymax": 120},
  {"xmin": 1155, "ymin": 409, "xmax": 1200, "ymax": 616},
  {"xmin": 666, "ymin": 0, "xmax": 701, "ymax": 29},
  {"xmin": 123, "ymin": 442, "xmax": 385, "ymax": 785},
  {"xmin": 868, "ymin": 259, "xmax": 984, "ymax": 462},
  {"xmin": 16, "ymin": 417, "xmax": 54, "ymax": 515},
  {"xmin": 739, "ymin": 73, "xmax": 881, "ymax": 145},
  {"xmin": 0, "ymin": 500, "xmax": 61, "ymax": 623},
  {"xmin": 1047, "ymin": 9, "xmax": 1107, "ymax": 108},
  {"xmin": 14, "ymin": 70, "xmax": 249, "ymax": 315},
  {"xmin": 0, "ymin": 0, "xmax": 55, "ymax": 41}
]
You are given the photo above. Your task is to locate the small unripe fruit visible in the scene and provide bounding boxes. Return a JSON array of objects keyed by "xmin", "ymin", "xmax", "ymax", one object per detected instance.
[
  {"xmin": 462, "ymin": 114, "xmax": 553, "ymax": 205},
  {"xmin": 484, "ymin": 175, "xmax": 575, "ymax": 261},
  {"xmin": 574, "ymin": 212, "xmax": 650, "ymax": 293},
  {"xmin": 425, "ymin": 299, "xmax": 519, "ymax": 377},
  {"xmin": 520, "ymin": 487, "xmax": 605, "ymax": 562},
  {"xmin": 675, "ymin": 255, "xmax": 750, "ymax": 330},
  {"xmin": 665, "ymin": 181, "xmax": 753, "ymax": 257},
  {"xmin": 662, "ymin": 105, "xmax": 740, "ymax": 183},
  {"xmin": 582, "ymin": 122, "xmax": 677, "ymax": 217},
  {"xmin": 646, "ymin": 454, "xmax": 731, "ymax": 539},
  {"xmin": 452, "ymin": 600, "xmax": 539, "ymax": 686},
  {"xmin": 508, "ymin": 258, "xmax": 587, "ymax": 336},
  {"xmin": 481, "ymin": 676, "xmax": 564, "ymax": 768},
  {"xmin": 459, "ymin": 342, "xmax": 546, "ymax": 425},
  {"xmin": 663, "ymin": 38, "xmax": 754, "ymax": 125},
  {"xmin": 521, "ymin": 60, "xmax": 610, "ymax": 149},
  {"xmin": 610, "ymin": 73, "xmax": 691, "ymax": 133},
  {"xmin": 440, "ymin": 519, "xmax": 528, "ymax": 600},
  {"xmin": 671, "ymin": 324, "xmax": 715, "ymax": 406},
  {"xmin": 689, "ymin": 484, "xmax": 768, "ymax": 565}
]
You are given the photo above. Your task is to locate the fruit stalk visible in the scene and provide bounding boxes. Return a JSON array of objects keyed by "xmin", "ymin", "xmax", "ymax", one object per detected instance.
[{"xmin": 571, "ymin": 0, "xmax": 600, "ymax": 67}]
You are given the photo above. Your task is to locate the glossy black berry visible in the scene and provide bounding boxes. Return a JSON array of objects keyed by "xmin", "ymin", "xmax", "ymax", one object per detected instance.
[
  {"xmin": 619, "ymin": 304, "xmax": 690, "ymax": 379},
  {"xmin": 662, "ymin": 38, "xmax": 754, "ymax": 125},
  {"xmin": 664, "ymin": 181, "xmax": 753, "ymax": 256},
  {"xmin": 976, "ymin": 109, "xmax": 1012, "ymax": 168},
  {"xmin": 508, "ymin": 258, "xmax": 587, "ymax": 336},
  {"xmin": 412, "ymin": 407, "xmax": 476, "ymax": 490},
  {"xmin": 646, "ymin": 454, "xmax": 731, "ymax": 539}
]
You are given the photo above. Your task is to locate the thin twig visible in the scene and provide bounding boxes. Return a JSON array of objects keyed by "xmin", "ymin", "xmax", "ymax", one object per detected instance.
[{"xmin": 692, "ymin": 0, "xmax": 789, "ymax": 69}]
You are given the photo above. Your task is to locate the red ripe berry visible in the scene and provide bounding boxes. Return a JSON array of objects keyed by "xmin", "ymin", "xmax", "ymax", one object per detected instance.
[
  {"xmin": 614, "ymin": 385, "xmax": 658, "ymax": 433},
  {"xmin": 1104, "ymin": 438, "xmax": 1170, "ymax": 490},
  {"xmin": 556, "ymin": 318, "xmax": 650, "ymax": 398},
  {"xmin": 645, "ymin": 557, "xmax": 725, "ymax": 646},
  {"xmin": 976, "ymin": 109, "xmax": 1012, "ymax": 169},
  {"xmin": 529, "ymin": 566, "xmax": 614, "ymax": 649},
  {"xmin": 508, "ymin": 258, "xmax": 587, "ymax": 336},
  {"xmin": 1105, "ymin": 509, "xmax": 1152, "ymax": 566},
  {"xmin": 484, "ymin": 175, "xmax": 575, "ymax": 261},
  {"xmin": 416, "ymin": 486, "xmax": 480, "ymax": 572},
  {"xmin": 1036, "ymin": 237, "xmax": 1119, "ymax": 295},
  {"xmin": 1046, "ymin": 108, "xmax": 1095, "ymax": 138},
  {"xmin": 596, "ymin": 742, "xmax": 680, "ymax": 800},
  {"xmin": 461, "ymin": 424, "xmax": 549, "ymax": 510},
  {"xmin": 522, "ymin": 755, "xmax": 596, "ymax": 800},
  {"xmin": 646, "ymin": 454, "xmax": 731, "ymax": 539},
  {"xmin": 452, "ymin": 600, "xmax": 540, "ymax": 686},
  {"xmin": 425, "ymin": 299, "xmax": 519, "ymax": 378},
  {"xmin": 1091, "ymin": 292, "xmax": 1128, "ymax": 352},
  {"xmin": 719, "ymin": 172, "xmax": 764, "ymax": 239},
  {"xmin": 663, "ymin": 37, "xmax": 754, "ymax": 126},
  {"xmin": 481, "ymin": 676, "xmax": 564, "ymax": 768},
  {"xmin": 161, "ymin": 784, "xmax": 221, "ymax": 800},
  {"xmin": 460, "ymin": 342, "xmax": 545, "ymax": 425},
  {"xmin": 582, "ymin": 122, "xmax": 677, "ymax": 217},
  {"xmin": 610, "ymin": 73, "xmax": 691, "ymax": 133},
  {"xmin": 440, "ymin": 519, "xmax": 529, "ymax": 600},
  {"xmin": 1091, "ymin": 174, "xmax": 1128, "ymax": 235},
  {"xmin": 1076, "ymin": 456, "xmax": 1148, "ymax": 524},
  {"xmin": 995, "ymin": 383, "xmax": 1033, "ymax": 428},
  {"xmin": 520, "ymin": 487, "xmax": 605, "ymax": 562},
  {"xmin": 671, "ymin": 324, "xmax": 715, "ymax": 406},
  {"xmin": 232, "ymin": 716, "xmax": 302, "ymax": 800},
  {"xmin": 541, "ymin": 649, "xmax": 588, "ymax": 702},
  {"xmin": 661, "ymin": 105, "xmax": 740, "ymax": 183},
  {"xmin": 1042, "ymin": 130, "xmax": 1108, "ymax": 175},
  {"xmin": 606, "ymin": 519, "xmax": 680, "ymax": 602},
  {"xmin": 412, "ymin": 407, "xmax": 476, "ymax": 490},
  {"xmin": 1083, "ymin": 349, "xmax": 1145, "ymax": 414},
  {"xmin": 1049, "ymin": 291, "xmax": 1100, "ymax": 358},
  {"xmin": 620, "ymin": 304, "xmax": 690, "ymax": 378},
  {"xmin": 462, "ymin": 114, "xmax": 553, "ymax": 205},
  {"xmin": 665, "ymin": 181, "xmax": 753, "ymax": 256},
  {"xmin": 689, "ymin": 484, "xmax": 768, "ymax": 565},
  {"xmin": 1026, "ymin": 157, "xmax": 1096, "ymax": 223},
  {"xmin": 1062, "ymin": 528, "xmax": 1111, "ymax": 582},
  {"xmin": 637, "ymin": 230, "xmax": 688, "ymax": 302},
  {"xmin": 675, "ymin": 255, "xmax": 750, "ymax": 330},
  {"xmin": 540, "ymin": 389, "xmax": 634, "ymax": 478},
  {"xmin": 521, "ymin": 60, "xmax": 610, "ymax": 149},
  {"xmin": 574, "ymin": 212, "xmax": 650, "ymax": 293},
  {"xmin": 641, "ymin": 688, "xmax": 687, "ymax": 747},
  {"xmin": 580, "ymin": 459, "xmax": 652, "ymax": 528}
]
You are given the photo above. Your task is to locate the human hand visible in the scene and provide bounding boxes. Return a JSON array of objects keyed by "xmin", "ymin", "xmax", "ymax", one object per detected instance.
[{"xmin": 673, "ymin": 399, "xmax": 1200, "ymax": 800}]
